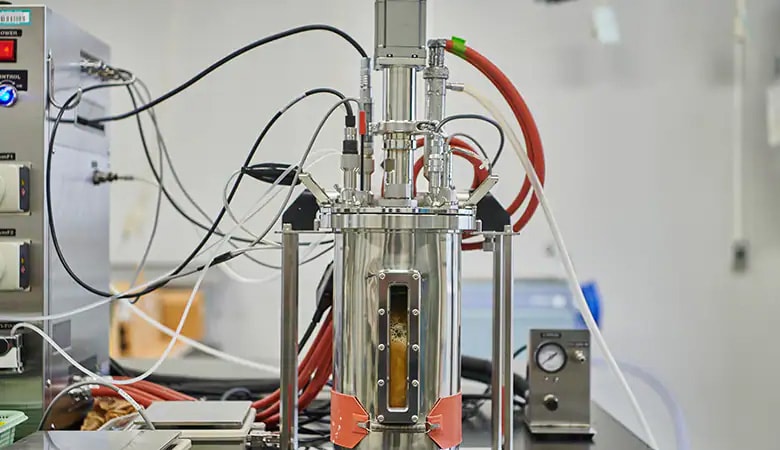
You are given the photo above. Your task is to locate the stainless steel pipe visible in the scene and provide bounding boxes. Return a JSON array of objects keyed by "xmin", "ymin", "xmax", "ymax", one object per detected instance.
[
  {"xmin": 382, "ymin": 67, "xmax": 416, "ymax": 200},
  {"xmin": 280, "ymin": 225, "xmax": 299, "ymax": 450},
  {"xmin": 491, "ymin": 236, "xmax": 504, "ymax": 450},
  {"xmin": 502, "ymin": 229, "xmax": 514, "ymax": 450},
  {"xmin": 383, "ymin": 67, "xmax": 416, "ymax": 121}
]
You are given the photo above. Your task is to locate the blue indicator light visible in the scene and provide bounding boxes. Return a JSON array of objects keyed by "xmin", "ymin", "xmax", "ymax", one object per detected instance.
[{"xmin": 0, "ymin": 85, "xmax": 18, "ymax": 107}]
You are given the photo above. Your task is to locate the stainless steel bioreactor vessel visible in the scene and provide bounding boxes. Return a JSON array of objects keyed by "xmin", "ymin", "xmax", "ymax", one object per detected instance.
[
  {"xmin": 280, "ymin": 1, "xmax": 515, "ymax": 450},
  {"xmin": 0, "ymin": 6, "xmax": 111, "ymax": 438}
]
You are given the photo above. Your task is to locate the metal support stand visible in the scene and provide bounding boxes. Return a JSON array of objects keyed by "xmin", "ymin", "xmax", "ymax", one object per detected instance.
[
  {"xmin": 501, "ymin": 227, "xmax": 514, "ymax": 450},
  {"xmin": 491, "ymin": 235, "xmax": 504, "ymax": 450},
  {"xmin": 491, "ymin": 226, "xmax": 514, "ymax": 450},
  {"xmin": 280, "ymin": 224, "xmax": 299, "ymax": 450}
]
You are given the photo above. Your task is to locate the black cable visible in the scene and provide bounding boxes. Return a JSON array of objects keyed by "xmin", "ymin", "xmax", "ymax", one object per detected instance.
[
  {"xmin": 513, "ymin": 345, "xmax": 528, "ymax": 360},
  {"xmin": 128, "ymin": 85, "xmax": 348, "ymax": 245},
  {"xmin": 126, "ymin": 82, "xmax": 253, "ymax": 245},
  {"xmin": 131, "ymin": 75, "xmax": 333, "ymax": 276},
  {"xmin": 243, "ymin": 162, "xmax": 302, "ymax": 186},
  {"xmin": 130, "ymin": 79, "xmax": 267, "ymax": 254},
  {"xmin": 462, "ymin": 393, "xmax": 525, "ymax": 405},
  {"xmin": 298, "ymin": 320, "xmax": 320, "ymax": 354},
  {"xmin": 46, "ymin": 85, "xmax": 228, "ymax": 299},
  {"xmin": 47, "ymin": 87, "xmax": 125, "ymax": 298},
  {"xmin": 88, "ymin": 25, "xmax": 365, "ymax": 123},
  {"xmin": 449, "ymin": 133, "xmax": 492, "ymax": 171},
  {"xmin": 128, "ymin": 83, "xmax": 333, "ymax": 250},
  {"xmin": 299, "ymin": 262, "xmax": 334, "ymax": 350},
  {"xmin": 46, "ymin": 84, "xmax": 343, "ymax": 300},
  {"xmin": 166, "ymin": 90, "xmax": 355, "ymax": 280},
  {"xmin": 112, "ymin": 93, "xmax": 350, "ymax": 298},
  {"xmin": 462, "ymin": 355, "xmax": 529, "ymax": 395},
  {"xmin": 436, "ymin": 113, "xmax": 505, "ymax": 168}
]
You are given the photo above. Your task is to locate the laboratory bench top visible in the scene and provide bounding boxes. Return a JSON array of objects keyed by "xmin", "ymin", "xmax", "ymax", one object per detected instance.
[{"xmin": 115, "ymin": 357, "xmax": 652, "ymax": 450}]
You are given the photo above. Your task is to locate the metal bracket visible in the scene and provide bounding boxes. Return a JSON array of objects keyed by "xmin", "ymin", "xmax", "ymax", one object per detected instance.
[
  {"xmin": 464, "ymin": 175, "xmax": 498, "ymax": 206},
  {"xmin": 47, "ymin": 52, "xmax": 82, "ymax": 111},
  {"xmin": 298, "ymin": 173, "xmax": 331, "ymax": 205},
  {"xmin": 376, "ymin": 269, "xmax": 421, "ymax": 424},
  {"xmin": 0, "ymin": 335, "xmax": 23, "ymax": 374}
]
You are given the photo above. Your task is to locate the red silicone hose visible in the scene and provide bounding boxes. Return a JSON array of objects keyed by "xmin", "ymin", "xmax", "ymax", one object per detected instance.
[{"xmin": 446, "ymin": 40, "xmax": 546, "ymax": 232}]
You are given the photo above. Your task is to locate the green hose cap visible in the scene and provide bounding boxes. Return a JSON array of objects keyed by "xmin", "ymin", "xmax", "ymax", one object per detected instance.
[{"xmin": 451, "ymin": 36, "xmax": 467, "ymax": 58}]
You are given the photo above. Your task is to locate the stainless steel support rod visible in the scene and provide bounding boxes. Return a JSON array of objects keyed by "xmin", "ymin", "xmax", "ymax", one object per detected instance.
[
  {"xmin": 280, "ymin": 224, "xmax": 299, "ymax": 450},
  {"xmin": 502, "ymin": 227, "xmax": 514, "ymax": 450},
  {"xmin": 491, "ymin": 236, "xmax": 504, "ymax": 450}
]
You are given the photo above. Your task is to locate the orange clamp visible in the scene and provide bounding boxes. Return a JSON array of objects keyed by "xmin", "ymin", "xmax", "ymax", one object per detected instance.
[
  {"xmin": 330, "ymin": 391, "xmax": 370, "ymax": 449},
  {"xmin": 427, "ymin": 393, "xmax": 463, "ymax": 449}
]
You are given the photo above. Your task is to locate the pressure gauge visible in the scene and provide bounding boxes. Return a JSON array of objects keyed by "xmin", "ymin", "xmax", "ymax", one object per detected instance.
[{"xmin": 535, "ymin": 342, "xmax": 567, "ymax": 374}]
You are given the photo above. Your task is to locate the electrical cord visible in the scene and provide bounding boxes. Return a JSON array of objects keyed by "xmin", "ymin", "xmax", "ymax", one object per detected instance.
[
  {"xmin": 135, "ymin": 79, "xmax": 214, "ymax": 227},
  {"xmin": 87, "ymin": 25, "xmax": 365, "ymax": 123},
  {"xmin": 221, "ymin": 150, "xmax": 339, "ymax": 244},
  {"xmin": 124, "ymin": 82, "xmax": 165, "ymax": 304},
  {"xmin": 134, "ymin": 79, "xmax": 285, "ymax": 270},
  {"xmin": 38, "ymin": 379, "xmax": 155, "ymax": 431},
  {"xmin": 0, "ymin": 264, "xmax": 199, "ymax": 323},
  {"xmin": 14, "ymin": 202, "xmax": 266, "ymax": 385},
  {"xmin": 18, "ymin": 133, "xmax": 321, "ymax": 381},
  {"xmin": 134, "ymin": 79, "xmax": 284, "ymax": 266},
  {"xmin": 42, "ymin": 77, "xmax": 351, "ymax": 309},
  {"xmin": 21, "ymin": 98, "xmax": 354, "ymax": 386},
  {"xmin": 436, "ymin": 113, "xmax": 505, "ymax": 168},
  {"xmin": 134, "ymin": 78, "xmax": 331, "ymax": 276},
  {"xmin": 513, "ymin": 345, "xmax": 528, "ymax": 360},
  {"xmin": 80, "ymin": 92, "xmax": 353, "ymax": 302},
  {"xmin": 447, "ymin": 132, "xmax": 491, "ymax": 170},
  {"xmin": 127, "ymin": 80, "xmax": 255, "ymax": 246},
  {"xmin": 47, "ymin": 85, "xmax": 133, "ymax": 299},
  {"xmin": 164, "ymin": 93, "xmax": 358, "ymax": 283},
  {"xmin": 119, "ymin": 164, "xmax": 334, "ymax": 376},
  {"xmin": 45, "ymin": 75, "xmax": 227, "ymax": 304},
  {"xmin": 232, "ymin": 97, "xmax": 359, "ymax": 254},
  {"xmin": 131, "ymin": 83, "xmax": 349, "ymax": 247}
]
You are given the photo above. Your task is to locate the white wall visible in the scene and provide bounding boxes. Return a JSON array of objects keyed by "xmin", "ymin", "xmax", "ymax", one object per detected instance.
[{"xmin": 33, "ymin": 0, "xmax": 780, "ymax": 449}]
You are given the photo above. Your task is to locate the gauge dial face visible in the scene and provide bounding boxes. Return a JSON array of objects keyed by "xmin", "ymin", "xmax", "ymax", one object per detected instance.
[{"xmin": 535, "ymin": 342, "xmax": 567, "ymax": 373}]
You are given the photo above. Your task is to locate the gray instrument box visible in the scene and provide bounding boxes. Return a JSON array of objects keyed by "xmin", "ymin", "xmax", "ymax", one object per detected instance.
[
  {"xmin": 525, "ymin": 329, "xmax": 595, "ymax": 437},
  {"xmin": 0, "ymin": 5, "xmax": 111, "ymax": 438}
]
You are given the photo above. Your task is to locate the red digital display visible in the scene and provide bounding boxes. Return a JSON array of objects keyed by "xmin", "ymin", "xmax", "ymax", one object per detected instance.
[{"xmin": 0, "ymin": 40, "xmax": 16, "ymax": 62}]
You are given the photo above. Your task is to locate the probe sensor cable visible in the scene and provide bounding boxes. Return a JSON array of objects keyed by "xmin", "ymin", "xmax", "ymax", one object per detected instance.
[{"xmin": 87, "ymin": 25, "xmax": 365, "ymax": 123}]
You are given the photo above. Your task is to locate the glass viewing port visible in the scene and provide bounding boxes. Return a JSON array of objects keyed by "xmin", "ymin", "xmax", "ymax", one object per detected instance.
[{"xmin": 388, "ymin": 284, "xmax": 409, "ymax": 409}]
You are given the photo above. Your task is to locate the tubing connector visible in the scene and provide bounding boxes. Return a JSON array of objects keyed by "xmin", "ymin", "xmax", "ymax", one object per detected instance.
[
  {"xmin": 342, "ymin": 117, "xmax": 360, "ymax": 204},
  {"xmin": 446, "ymin": 82, "xmax": 465, "ymax": 92}
]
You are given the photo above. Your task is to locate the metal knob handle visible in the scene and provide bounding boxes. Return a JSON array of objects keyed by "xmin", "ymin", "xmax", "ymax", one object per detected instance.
[{"xmin": 543, "ymin": 394, "xmax": 559, "ymax": 412}]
